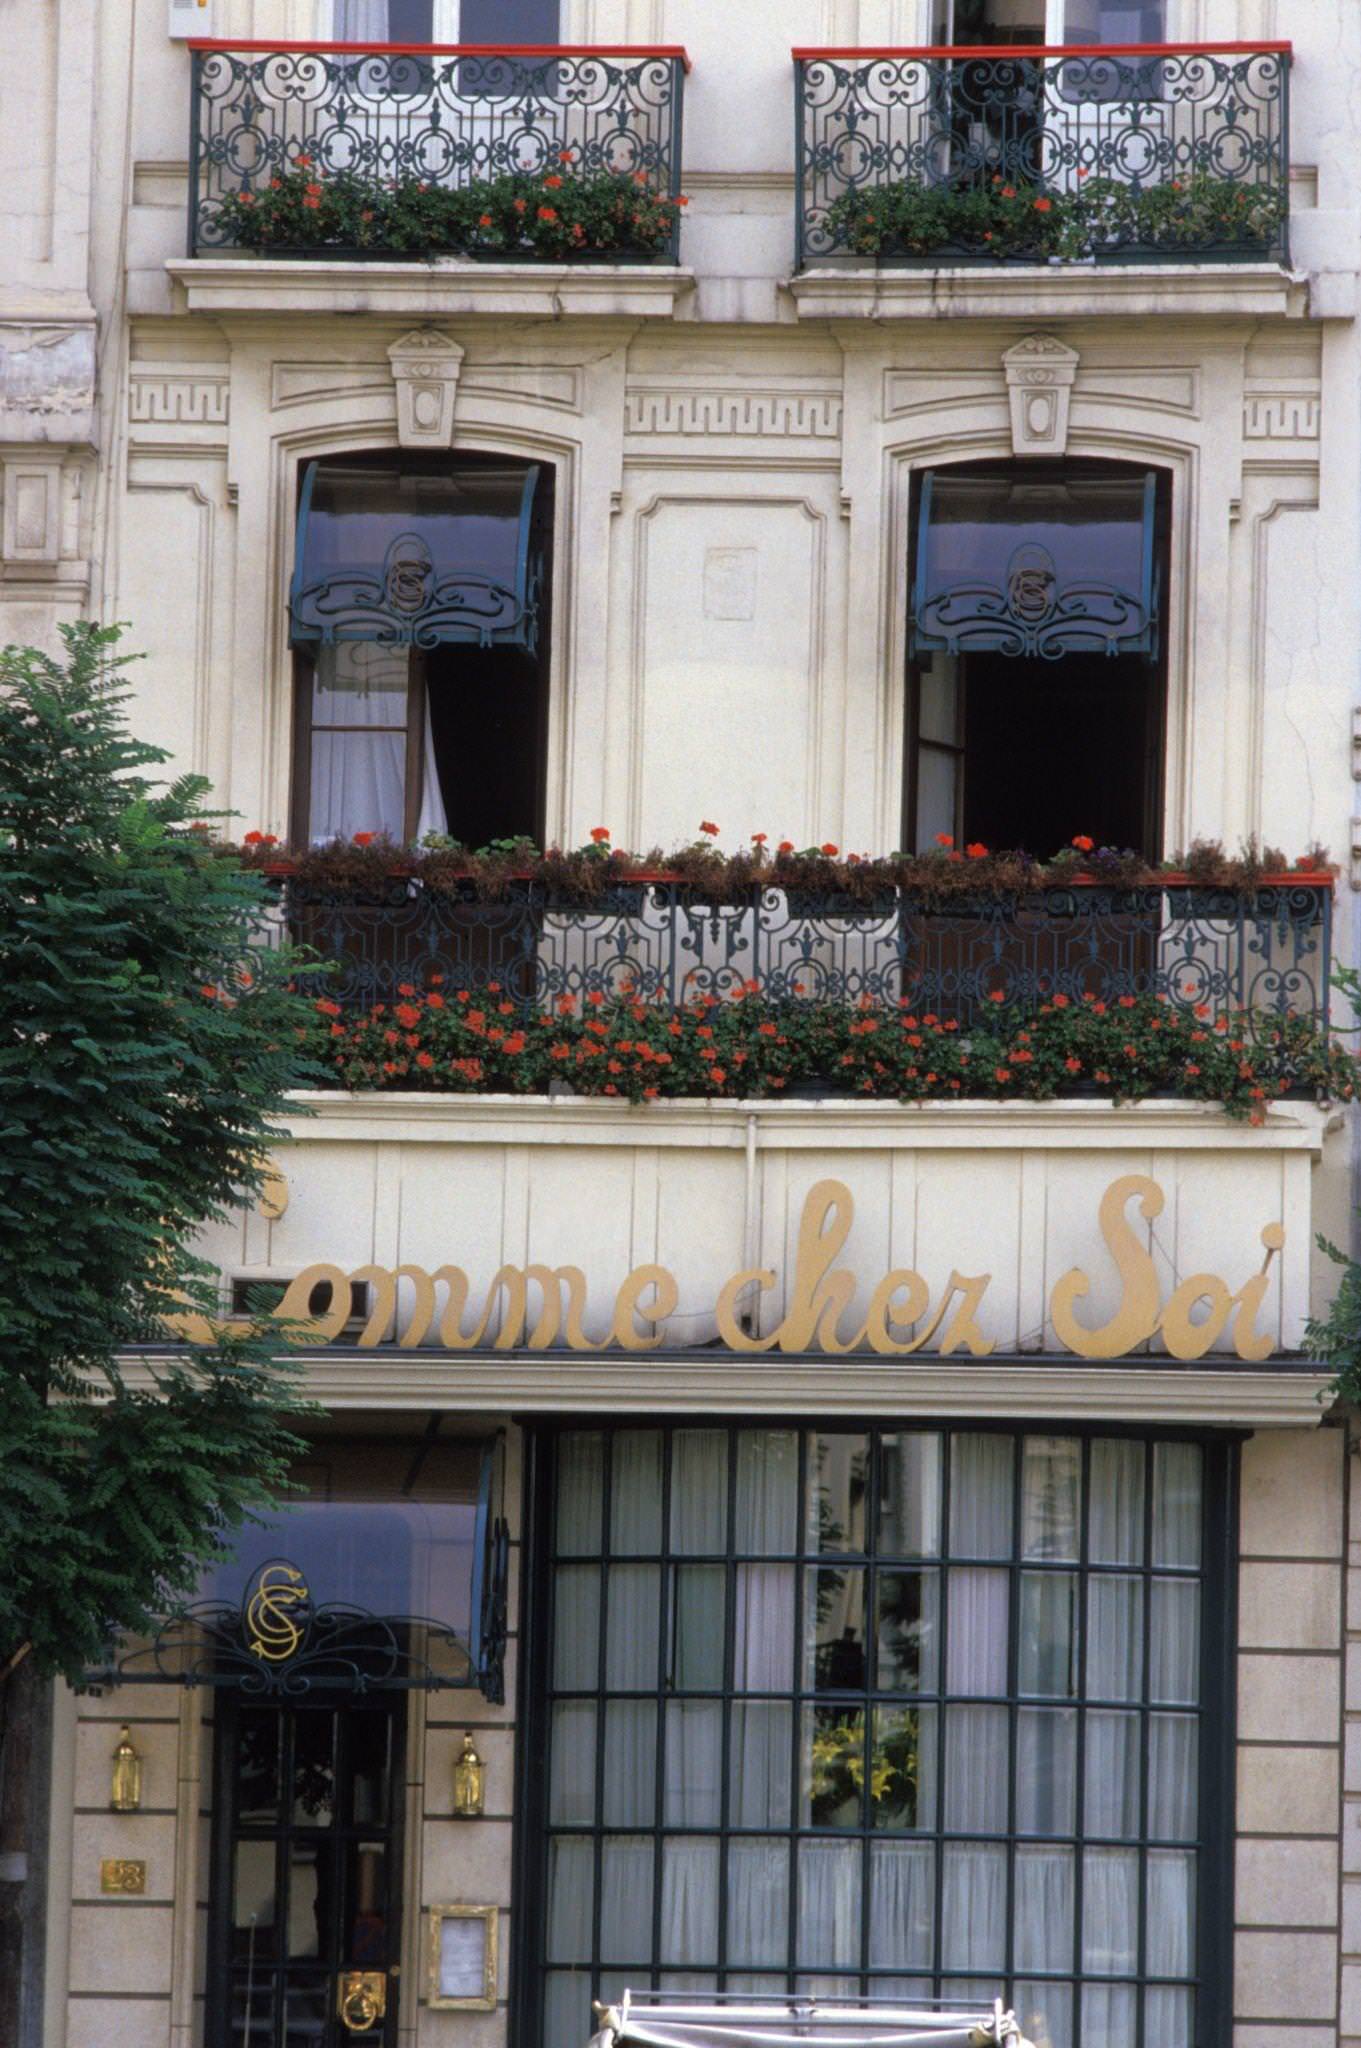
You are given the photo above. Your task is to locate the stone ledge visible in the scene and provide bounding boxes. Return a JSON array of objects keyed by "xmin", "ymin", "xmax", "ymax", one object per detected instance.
[
  {"xmin": 790, "ymin": 261, "xmax": 1320, "ymax": 322},
  {"xmin": 165, "ymin": 256, "xmax": 695, "ymax": 321}
]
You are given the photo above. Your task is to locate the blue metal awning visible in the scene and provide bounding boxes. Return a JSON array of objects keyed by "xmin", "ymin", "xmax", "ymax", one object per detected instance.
[{"xmin": 290, "ymin": 457, "xmax": 544, "ymax": 652}]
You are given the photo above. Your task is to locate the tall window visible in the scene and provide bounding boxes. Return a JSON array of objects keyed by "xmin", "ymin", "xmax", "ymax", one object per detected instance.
[
  {"xmin": 904, "ymin": 462, "xmax": 1167, "ymax": 858},
  {"xmin": 931, "ymin": 2, "xmax": 1166, "ymax": 42},
  {"xmin": 526, "ymin": 1426, "xmax": 1225, "ymax": 2048},
  {"xmin": 329, "ymin": 1, "xmax": 560, "ymax": 38},
  {"xmin": 290, "ymin": 452, "xmax": 551, "ymax": 849}
]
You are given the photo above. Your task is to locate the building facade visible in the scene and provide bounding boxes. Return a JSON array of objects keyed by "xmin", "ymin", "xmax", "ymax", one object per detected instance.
[{"xmin": 6, "ymin": 2, "xmax": 1361, "ymax": 2046}]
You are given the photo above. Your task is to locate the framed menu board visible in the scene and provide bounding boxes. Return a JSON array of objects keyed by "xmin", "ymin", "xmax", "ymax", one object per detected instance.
[{"xmin": 427, "ymin": 1904, "xmax": 498, "ymax": 2011}]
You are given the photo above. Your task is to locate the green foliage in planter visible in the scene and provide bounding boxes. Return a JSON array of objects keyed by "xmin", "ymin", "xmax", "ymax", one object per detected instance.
[
  {"xmin": 302, "ymin": 982, "xmax": 1356, "ymax": 1121},
  {"xmin": 821, "ymin": 170, "xmax": 1285, "ymax": 260},
  {"xmin": 0, "ymin": 624, "xmax": 318, "ymax": 1681},
  {"xmin": 214, "ymin": 157, "xmax": 683, "ymax": 258}
]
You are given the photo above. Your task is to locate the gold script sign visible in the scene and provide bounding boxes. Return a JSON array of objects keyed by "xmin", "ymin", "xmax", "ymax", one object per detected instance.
[
  {"xmin": 100, "ymin": 1860, "xmax": 146, "ymax": 1895},
  {"xmin": 168, "ymin": 1173, "xmax": 1285, "ymax": 1362}
]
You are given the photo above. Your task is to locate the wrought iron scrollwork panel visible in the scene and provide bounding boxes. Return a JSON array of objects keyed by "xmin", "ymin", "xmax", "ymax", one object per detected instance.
[
  {"xmin": 191, "ymin": 46, "xmax": 684, "ymax": 258},
  {"xmin": 276, "ymin": 880, "xmax": 1329, "ymax": 1034},
  {"xmin": 795, "ymin": 46, "xmax": 1288, "ymax": 267}
]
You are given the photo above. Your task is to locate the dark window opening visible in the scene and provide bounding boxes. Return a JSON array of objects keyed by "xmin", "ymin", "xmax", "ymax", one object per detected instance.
[
  {"xmin": 904, "ymin": 461, "xmax": 1168, "ymax": 861},
  {"xmin": 290, "ymin": 451, "xmax": 552, "ymax": 852}
]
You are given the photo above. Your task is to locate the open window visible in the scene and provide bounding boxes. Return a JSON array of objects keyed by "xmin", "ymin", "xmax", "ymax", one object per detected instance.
[
  {"xmin": 904, "ymin": 460, "xmax": 1168, "ymax": 858},
  {"xmin": 289, "ymin": 452, "xmax": 552, "ymax": 850}
]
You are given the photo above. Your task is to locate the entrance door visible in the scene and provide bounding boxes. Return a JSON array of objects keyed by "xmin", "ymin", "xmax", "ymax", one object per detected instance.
[{"xmin": 208, "ymin": 1691, "xmax": 406, "ymax": 2048}]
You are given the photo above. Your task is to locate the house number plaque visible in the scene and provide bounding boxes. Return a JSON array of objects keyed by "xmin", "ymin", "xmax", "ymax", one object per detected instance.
[{"xmin": 100, "ymin": 1859, "xmax": 146, "ymax": 1894}]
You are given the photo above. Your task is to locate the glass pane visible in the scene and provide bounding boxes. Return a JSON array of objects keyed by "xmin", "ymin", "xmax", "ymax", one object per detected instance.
[
  {"xmin": 1089, "ymin": 1441, "xmax": 1146, "ymax": 1565},
  {"xmin": 605, "ymin": 1565, "xmax": 661, "ymax": 1689},
  {"xmin": 556, "ymin": 1432, "xmax": 603, "ymax": 1552},
  {"xmin": 1014, "ymin": 1846, "xmax": 1074, "ymax": 1972},
  {"xmin": 803, "ymin": 1707, "xmax": 866, "ymax": 1829},
  {"xmin": 808, "ymin": 1435, "xmax": 868, "ymax": 1553},
  {"xmin": 1087, "ymin": 1576, "xmax": 1143, "ymax": 1701},
  {"xmin": 344, "ymin": 1841, "xmax": 387, "ymax": 1966},
  {"xmin": 311, "ymin": 640, "xmax": 409, "ymax": 726},
  {"xmin": 1148, "ymin": 1713, "xmax": 1198, "ymax": 1840},
  {"xmin": 291, "ymin": 1711, "xmax": 336, "ymax": 1827},
  {"xmin": 671, "ymin": 1565, "xmax": 725, "ymax": 1690},
  {"xmin": 941, "ymin": 1842, "xmax": 1005, "ymax": 1970},
  {"xmin": 735, "ymin": 1432, "xmax": 798, "ymax": 1553},
  {"xmin": 670, "ymin": 1431, "xmax": 728, "ymax": 1553},
  {"xmin": 944, "ymin": 1706, "xmax": 1007, "ymax": 1832},
  {"xmin": 1016, "ymin": 1708, "xmax": 1076, "ymax": 1835},
  {"xmin": 1019, "ymin": 1570, "xmax": 1079, "ymax": 1697},
  {"xmin": 286, "ymin": 1840, "xmax": 323, "ymax": 1959},
  {"xmin": 665, "ymin": 1702, "xmax": 722, "ymax": 1826},
  {"xmin": 660, "ymin": 1837, "xmax": 719, "ymax": 1965},
  {"xmin": 308, "ymin": 724, "xmax": 407, "ymax": 846},
  {"xmin": 1021, "ymin": 1437, "xmax": 1079, "ymax": 1560},
  {"xmin": 797, "ymin": 1840, "xmax": 862, "ymax": 1968},
  {"xmin": 232, "ymin": 1839, "xmax": 277, "ymax": 1953},
  {"xmin": 611, "ymin": 1433, "xmax": 663, "ymax": 1554},
  {"xmin": 1081, "ymin": 1982, "xmax": 1136, "ymax": 2048},
  {"xmin": 543, "ymin": 1971, "xmax": 592, "ymax": 2048},
  {"xmin": 946, "ymin": 1567, "xmax": 1008, "ymax": 1694},
  {"xmin": 549, "ymin": 1702, "xmax": 597, "ymax": 1826},
  {"xmin": 869, "ymin": 1841, "xmax": 934, "ymax": 1967},
  {"xmin": 546, "ymin": 1838, "xmax": 594, "ymax": 1963},
  {"xmin": 1143, "ymin": 1986, "xmax": 1193, "ymax": 2048},
  {"xmin": 1017, "ymin": 1982, "xmax": 1072, "ymax": 2048},
  {"xmin": 730, "ymin": 1703, "xmax": 792, "ymax": 1827},
  {"xmin": 600, "ymin": 1837, "xmax": 654, "ymax": 1964},
  {"xmin": 917, "ymin": 655, "xmax": 959, "ymax": 745},
  {"xmin": 875, "ymin": 1570, "xmax": 939, "ymax": 1692},
  {"xmin": 733, "ymin": 1565, "xmax": 796, "ymax": 1691},
  {"xmin": 1063, "ymin": 0, "xmax": 1165, "ymax": 41},
  {"xmin": 914, "ymin": 744, "xmax": 959, "ymax": 854},
  {"xmin": 1082, "ymin": 1847, "xmax": 1139, "ymax": 1975},
  {"xmin": 348, "ymin": 1709, "xmax": 391, "ymax": 1827},
  {"xmin": 301, "ymin": 457, "xmax": 531, "ymax": 602},
  {"xmin": 949, "ymin": 1436, "xmax": 1013, "ymax": 1557},
  {"xmin": 727, "ymin": 1839, "xmax": 790, "ymax": 1966},
  {"xmin": 872, "ymin": 1706, "xmax": 936, "ymax": 1830},
  {"xmin": 235, "ymin": 1709, "xmax": 281, "ymax": 1824},
  {"xmin": 1150, "ymin": 1578, "xmax": 1200, "ymax": 1704},
  {"xmin": 1085, "ymin": 1711, "xmax": 1140, "ymax": 1839},
  {"xmin": 878, "ymin": 1434, "xmax": 942, "ymax": 1557},
  {"xmin": 805, "ymin": 1566, "xmax": 868, "ymax": 1690},
  {"xmin": 1153, "ymin": 1443, "xmax": 1202, "ymax": 1567},
  {"xmin": 1146, "ymin": 1849, "xmax": 1196, "ymax": 1977},
  {"xmin": 603, "ymin": 1701, "xmax": 656, "ymax": 1826},
  {"xmin": 553, "ymin": 1565, "xmax": 600, "ymax": 1690},
  {"xmin": 280, "ymin": 1977, "xmax": 328, "ymax": 2044}
]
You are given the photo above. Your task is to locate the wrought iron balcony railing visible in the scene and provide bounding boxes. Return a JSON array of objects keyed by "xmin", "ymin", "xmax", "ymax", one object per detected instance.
[
  {"xmin": 793, "ymin": 42, "xmax": 1290, "ymax": 269},
  {"xmin": 275, "ymin": 874, "xmax": 1330, "ymax": 1033},
  {"xmin": 187, "ymin": 39, "xmax": 688, "ymax": 261}
]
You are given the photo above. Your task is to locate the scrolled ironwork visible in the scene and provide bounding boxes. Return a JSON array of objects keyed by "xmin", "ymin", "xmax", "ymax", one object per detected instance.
[
  {"xmin": 794, "ymin": 44, "xmax": 1289, "ymax": 267},
  {"xmin": 190, "ymin": 43, "xmax": 685, "ymax": 258},
  {"xmin": 275, "ymin": 877, "xmax": 1330, "ymax": 1035}
]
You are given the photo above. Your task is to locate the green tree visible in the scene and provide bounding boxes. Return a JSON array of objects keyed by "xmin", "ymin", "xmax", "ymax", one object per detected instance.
[{"xmin": 0, "ymin": 624, "xmax": 315, "ymax": 2033}]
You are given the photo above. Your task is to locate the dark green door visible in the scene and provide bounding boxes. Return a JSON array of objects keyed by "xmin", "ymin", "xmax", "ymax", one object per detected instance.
[{"xmin": 208, "ymin": 1691, "xmax": 406, "ymax": 2048}]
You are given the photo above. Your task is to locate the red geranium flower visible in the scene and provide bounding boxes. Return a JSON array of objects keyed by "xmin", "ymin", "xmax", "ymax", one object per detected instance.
[
  {"xmin": 778, "ymin": 839, "xmax": 795, "ymax": 854},
  {"xmin": 544, "ymin": 174, "xmax": 563, "ymax": 189},
  {"xmin": 590, "ymin": 826, "xmax": 611, "ymax": 843},
  {"xmin": 966, "ymin": 842, "xmax": 988, "ymax": 859},
  {"xmin": 700, "ymin": 821, "xmax": 720, "ymax": 836},
  {"xmin": 752, "ymin": 832, "xmax": 768, "ymax": 845},
  {"xmin": 1072, "ymin": 834, "xmax": 1095, "ymax": 853},
  {"xmin": 935, "ymin": 833, "xmax": 954, "ymax": 848},
  {"xmin": 243, "ymin": 829, "xmax": 264, "ymax": 845},
  {"xmin": 820, "ymin": 842, "xmax": 838, "ymax": 857},
  {"xmin": 537, "ymin": 206, "xmax": 558, "ymax": 222},
  {"xmin": 352, "ymin": 831, "xmax": 375, "ymax": 846}
]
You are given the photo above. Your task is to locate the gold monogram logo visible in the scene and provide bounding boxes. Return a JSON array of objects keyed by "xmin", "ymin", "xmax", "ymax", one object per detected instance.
[{"xmin": 245, "ymin": 1562, "xmax": 309, "ymax": 1663}]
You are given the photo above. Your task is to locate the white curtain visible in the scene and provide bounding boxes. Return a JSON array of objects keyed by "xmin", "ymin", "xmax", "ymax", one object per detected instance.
[
  {"xmin": 549, "ymin": 1700, "xmax": 595, "ymax": 1825},
  {"xmin": 307, "ymin": 644, "xmax": 409, "ymax": 844},
  {"xmin": 660, "ymin": 1839, "xmax": 719, "ymax": 1965},
  {"xmin": 546, "ymin": 1836, "xmax": 593, "ymax": 1962},
  {"xmin": 671, "ymin": 1431, "xmax": 727, "ymax": 1552},
  {"xmin": 798, "ymin": 1841, "xmax": 861, "ymax": 1969},
  {"xmin": 735, "ymin": 1430, "xmax": 798, "ymax": 1551},
  {"xmin": 879, "ymin": 1433, "xmax": 941, "ymax": 1557},
  {"xmin": 606, "ymin": 1565, "xmax": 660, "ymax": 1689},
  {"xmin": 600, "ymin": 1838, "xmax": 654, "ymax": 1964},
  {"xmin": 940, "ymin": 1842, "xmax": 1005, "ymax": 1971},
  {"xmin": 1090, "ymin": 1441, "xmax": 1145, "ymax": 1564},
  {"xmin": 727, "ymin": 1841, "xmax": 789, "ymax": 1967},
  {"xmin": 603, "ymin": 1702, "xmax": 655, "ymax": 1826},
  {"xmin": 1082, "ymin": 1848, "xmax": 1139, "ymax": 1976},
  {"xmin": 664, "ymin": 1702, "xmax": 721, "ymax": 1827},
  {"xmin": 1016, "ymin": 1707, "xmax": 1075, "ymax": 1834},
  {"xmin": 556, "ymin": 1432, "xmax": 603, "ymax": 1551},
  {"xmin": 733, "ymin": 1433, "xmax": 797, "ymax": 1696},
  {"xmin": 1021, "ymin": 1437, "xmax": 1079, "ymax": 1561},
  {"xmin": 949, "ymin": 1435, "xmax": 1013, "ymax": 1555},
  {"xmin": 611, "ymin": 1433, "xmax": 663, "ymax": 1554},
  {"xmin": 552, "ymin": 1565, "xmax": 598, "ymax": 1689},
  {"xmin": 869, "ymin": 1841, "xmax": 933, "ymax": 1970},
  {"xmin": 1013, "ymin": 1846, "xmax": 1073, "ymax": 1973},
  {"xmin": 1153, "ymin": 1444, "xmax": 1202, "ymax": 1566},
  {"xmin": 730, "ymin": 1702, "xmax": 791, "ymax": 1827}
]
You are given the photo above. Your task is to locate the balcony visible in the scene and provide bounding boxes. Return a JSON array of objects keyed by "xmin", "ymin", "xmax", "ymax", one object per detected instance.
[
  {"xmin": 276, "ymin": 871, "xmax": 1331, "ymax": 1039},
  {"xmin": 793, "ymin": 42, "xmax": 1290, "ymax": 272},
  {"xmin": 186, "ymin": 39, "xmax": 688, "ymax": 264}
]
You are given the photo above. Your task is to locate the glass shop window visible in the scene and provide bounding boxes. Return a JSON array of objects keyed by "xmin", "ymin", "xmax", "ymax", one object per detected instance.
[
  {"xmin": 904, "ymin": 461, "xmax": 1168, "ymax": 859},
  {"xmin": 531, "ymin": 1425, "xmax": 1222, "ymax": 2048},
  {"xmin": 290, "ymin": 452, "xmax": 552, "ymax": 850}
]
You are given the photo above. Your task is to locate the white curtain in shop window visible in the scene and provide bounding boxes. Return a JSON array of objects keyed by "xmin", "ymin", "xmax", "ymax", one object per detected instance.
[
  {"xmin": 798, "ymin": 1841, "xmax": 861, "ymax": 1969},
  {"xmin": 601, "ymin": 1838, "xmax": 654, "ymax": 1964},
  {"xmin": 727, "ymin": 1840, "xmax": 789, "ymax": 1968},
  {"xmin": 733, "ymin": 1433, "xmax": 797, "ymax": 1694},
  {"xmin": 869, "ymin": 1842, "xmax": 933, "ymax": 1971},
  {"xmin": 660, "ymin": 1839, "xmax": 719, "ymax": 1967}
]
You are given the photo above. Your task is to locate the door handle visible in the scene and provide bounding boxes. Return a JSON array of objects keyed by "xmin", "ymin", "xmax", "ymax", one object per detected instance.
[{"xmin": 338, "ymin": 1971, "xmax": 387, "ymax": 2033}]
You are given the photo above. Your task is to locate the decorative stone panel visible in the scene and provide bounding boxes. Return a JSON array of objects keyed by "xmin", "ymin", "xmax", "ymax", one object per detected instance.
[
  {"xmin": 1002, "ymin": 333, "xmax": 1080, "ymax": 457},
  {"xmin": 387, "ymin": 330, "xmax": 466, "ymax": 449}
]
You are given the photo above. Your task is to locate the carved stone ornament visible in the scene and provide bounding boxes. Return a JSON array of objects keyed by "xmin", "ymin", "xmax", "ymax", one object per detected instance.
[
  {"xmin": 1002, "ymin": 333, "xmax": 1080, "ymax": 457},
  {"xmin": 387, "ymin": 330, "xmax": 465, "ymax": 450}
]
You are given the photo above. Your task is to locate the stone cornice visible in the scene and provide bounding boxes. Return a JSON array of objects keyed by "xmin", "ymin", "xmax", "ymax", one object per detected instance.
[
  {"xmin": 790, "ymin": 262, "xmax": 1318, "ymax": 323},
  {"xmin": 276, "ymin": 1091, "xmax": 1338, "ymax": 1155},
  {"xmin": 165, "ymin": 257, "xmax": 695, "ymax": 322}
]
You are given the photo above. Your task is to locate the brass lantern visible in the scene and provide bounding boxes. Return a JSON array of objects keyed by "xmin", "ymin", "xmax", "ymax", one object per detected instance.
[
  {"xmin": 110, "ymin": 1726, "xmax": 143, "ymax": 1813},
  {"xmin": 452, "ymin": 1732, "xmax": 485, "ymax": 1818}
]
